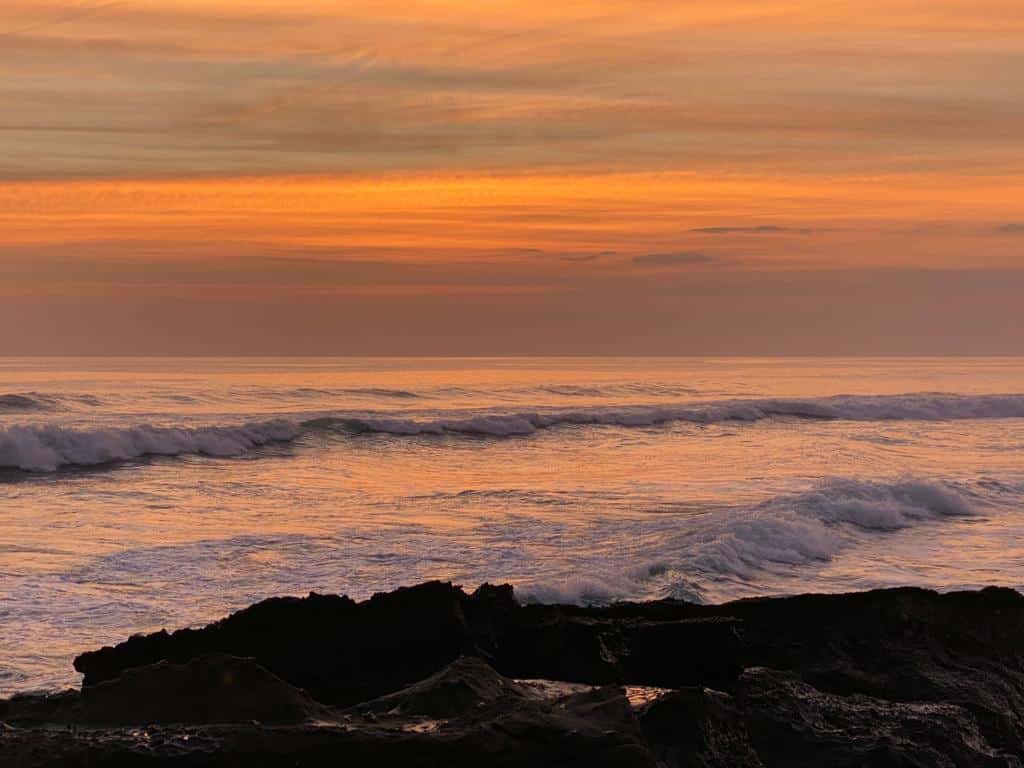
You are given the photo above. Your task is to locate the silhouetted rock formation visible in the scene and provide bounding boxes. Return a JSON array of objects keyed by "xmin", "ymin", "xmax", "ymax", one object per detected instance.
[
  {"xmin": 3, "ymin": 582, "xmax": 1024, "ymax": 765},
  {"xmin": 75, "ymin": 654, "xmax": 332, "ymax": 726},
  {"xmin": 737, "ymin": 667, "xmax": 1016, "ymax": 767},
  {"xmin": 75, "ymin": 581, "xmax": 502, "ymax": 706}
]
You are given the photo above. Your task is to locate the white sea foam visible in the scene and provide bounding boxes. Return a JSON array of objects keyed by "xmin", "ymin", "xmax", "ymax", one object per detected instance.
[
  {"xmin": 687, "ymin": 479, "xmax": 974, "ymax": 580},
  {"xmin": 516, "ymin": 479, "xmax": 981, "ymax": 605},
  {"xmin": 517, "ymin": 561, "xmax": 691, "ymax": 604},
  {"xmin": 0, "ymin": 419, "xmax": 299, "ymax": 472}
]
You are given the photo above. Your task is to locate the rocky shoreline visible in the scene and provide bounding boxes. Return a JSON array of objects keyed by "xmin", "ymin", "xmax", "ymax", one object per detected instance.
[{"xmin": 3, "ymin": 582, "xmax": 1024, "ymax": 766}]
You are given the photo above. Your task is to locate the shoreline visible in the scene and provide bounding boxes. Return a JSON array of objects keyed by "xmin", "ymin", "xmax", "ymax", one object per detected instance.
[{"xmin": 3, "ymin": 581, "xmax": 1024, "ymax": 765}]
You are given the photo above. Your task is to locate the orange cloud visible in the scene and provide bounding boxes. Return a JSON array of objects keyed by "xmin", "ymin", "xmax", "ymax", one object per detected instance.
[
  {"xmin": 1, "ymin": 172, "xmax": 1022, "ymax": 271},
  {"xmin": 2, "ymin": 1, "xmax": 1023, "ymax": 352}
]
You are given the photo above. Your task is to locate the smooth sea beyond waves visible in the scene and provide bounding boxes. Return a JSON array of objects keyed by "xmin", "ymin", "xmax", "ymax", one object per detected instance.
[{"xmin": 1, "ymin": 356, "xmax": 1023, "ymax": 695}]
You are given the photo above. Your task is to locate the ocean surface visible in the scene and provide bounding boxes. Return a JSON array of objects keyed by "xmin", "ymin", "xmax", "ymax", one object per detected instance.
[{"xmin": 2, "ymin": 356, "xmax": 1023, "ymax": 694}]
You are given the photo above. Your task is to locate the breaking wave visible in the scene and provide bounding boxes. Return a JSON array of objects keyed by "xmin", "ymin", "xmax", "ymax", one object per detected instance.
[
  {"xmin": 686, "ymin": 478, "xmax": 976, "ymax": 580},
  {"xmin": 517, "ymin": 478, "xmax": 984, "ymax": 605},
  {"xmin": 0, "ymin": 420, "xmax": 299, "ymax": 472},
  {"xmin": 3, "ymin": 392, "xmax": 1023, "ymax": 472}
]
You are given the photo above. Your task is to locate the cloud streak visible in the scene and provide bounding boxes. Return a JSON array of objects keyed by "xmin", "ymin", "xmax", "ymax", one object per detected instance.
[
  {"xmin": 560, "ymin": 251, "xmax": 615, "ymax": 263},
  {"xmin": 691, "ymin": 226, "xmax": 817, "ymax": 235},
  {"xmin": 632, "ymin": 252, "xmax": 716, "ymax": 267},
  {"xmin": 2, "ymin": 2, "xmax": 1023, "ymax": 353},
  {"xmin": 3, "ymin": 1, "xmax": 1024, "ymax": 179}
]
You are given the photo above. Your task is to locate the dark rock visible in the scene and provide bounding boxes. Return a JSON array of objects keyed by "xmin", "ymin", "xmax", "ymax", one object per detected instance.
[
  {"xmin": 69, "ymin": 654, "xmax": 332, "ymax": 726},
  {"xmin": 637, "ymin": 686, "xmax": 763, "ymax": 768},
  {"xmin": 484, "ymin": 605, "xmax": 624, "ymax": 683},
  {"xmin": 30, "ymin": 582, "xmax": 1024, "ymax": 764},
  {"xmin": 74, "ymin": 580, "xmax": 623, "ymax": 706},
  {"xmin": 616, "ymin": 616, "xmax": 744, "ymax": 690},
  {"xmin": 345, "ymin": 656, "xmax": 655, "ymax": 765},
  {"xmin": 738, "ymin": 666, "xmax": 1022, "ymax": 767},
  {"xmin": 2, "ymin": 657, "xmax": 656, "ymax": 767},
  {"xmin": 350, "ymin": 655, "xmax": 530, "ymax": 718},
  {"xmin": 0, "ymin": 689, "xmax": 80, "ymax": 727},
  {"xmin": 75, "ymin": 582, "xmax": 496, "ymax": 707},
  {"xmin": 718, "ymin": 587, "xmax": 1024, "ymax": 755}
]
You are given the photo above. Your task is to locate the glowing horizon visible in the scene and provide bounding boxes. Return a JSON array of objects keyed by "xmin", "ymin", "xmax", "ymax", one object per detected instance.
[{"xmin": 2, "ymin": 1, "xmax": 1022, "ymax": 353}]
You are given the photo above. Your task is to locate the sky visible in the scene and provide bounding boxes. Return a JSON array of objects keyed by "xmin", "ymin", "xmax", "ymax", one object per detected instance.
[{"xmin": 1, "ymin": 0, "xmax": 1023, "ymax": 354}]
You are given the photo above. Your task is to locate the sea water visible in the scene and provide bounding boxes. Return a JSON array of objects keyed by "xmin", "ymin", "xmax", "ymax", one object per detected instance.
[{"xmin": 1, "ymin": 356, "xmax": 1023, "ymax": 693}]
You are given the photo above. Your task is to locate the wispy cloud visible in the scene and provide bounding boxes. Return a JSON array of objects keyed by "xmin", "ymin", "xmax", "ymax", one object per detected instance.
[
  {"xmin": 560, "ymin": 251, "xmax": 614, "ymax": 263},
  {"xmin": 998, "ymin": 223, "xmax": 1024, "ymax": 233},
  {"xmin": 691, "ymin": 225, "xmax": 817, "ymax": 235},
  {"xmin": 632, "ymin": 252, "xmax": 715, "ymax": 266},
  {"xmin": 4, "ymin": 2, "xmax": 1024, "ymax": 180}
]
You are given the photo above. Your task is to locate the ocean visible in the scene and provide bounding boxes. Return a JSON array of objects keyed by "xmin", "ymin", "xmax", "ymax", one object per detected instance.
[{"xmin": 2, "ymin": 356, "xmax": 1023, "ymax": 694}]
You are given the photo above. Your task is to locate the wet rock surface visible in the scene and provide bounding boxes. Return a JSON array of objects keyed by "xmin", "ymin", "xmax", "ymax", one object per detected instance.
[{"xmin": 3, "ymin": 582, "xmax": 1024, "ymax": 765}]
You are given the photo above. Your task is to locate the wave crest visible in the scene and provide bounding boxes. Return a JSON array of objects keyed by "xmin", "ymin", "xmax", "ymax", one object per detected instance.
[
  {"xmin": 5, "ymin": 392, "xmax": 1023, "ymax": 472},
  {"xmin": 692, "ymin": 479, "xmax": 976, "ymax": 581},
  {"xmin": 0, "ymin": 392, "xmax": 104, "ymax": 412},
  {"xmin": 311, "ymin": 393, "xmax": 1024, "ymax": 437},
  {"xmin": 516, "ymin": 478, "xmax": 982, "ymax": 605},
  {"xmin": 0, "ymin": 420, "xmax": 299, "ymax": 472},
  {"xmin": 0, "ymin": 393, "xmax": 54, "ymax": 412}
]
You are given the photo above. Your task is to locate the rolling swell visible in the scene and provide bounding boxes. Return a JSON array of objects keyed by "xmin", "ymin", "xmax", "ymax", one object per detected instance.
[
  {"xmin": 0, "ymin": 420, "xmax": 298, "ymax": 472},
  {"xmin": 0, "ymin": 392, "xmax": 104, "ymax": 412},
  {"xmin": 3, "ymin": 392, "xmax": 1023, "ymax": 472},
  {"xmin": 0, "ymin": 394, "xmax": 55, "ymax": 412},
  {"xmin": 315, "ymin": 392, "xmax": 1024, "ymax": 437}
]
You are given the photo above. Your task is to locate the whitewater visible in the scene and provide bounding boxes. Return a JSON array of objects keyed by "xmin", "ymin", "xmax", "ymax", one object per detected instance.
[{"xmin": 1, "ymin": 356, "xmax": 1023, "ymax": 694}]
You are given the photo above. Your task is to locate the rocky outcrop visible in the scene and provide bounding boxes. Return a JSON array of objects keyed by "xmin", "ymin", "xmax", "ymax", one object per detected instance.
[
  {"xmin": 71, "ymin": 654, "xmax": 332, "ymax": 726},
  {"xmin": 737, "ymin": 667, "xmax": 1019, "ymax": 767},
  {"xmin": 3, "ymin": 582, "xmax": 1024, "ymax": 765},
  {"xmin": 73, "ymin": 582, "xmax": 487, "ymax": 707},
  {"xmin": 1, "ymin": 655, "xmax": 656, "ymax": 767},
  {"xmin": 636, "ymin": 685, "xmax": 764, "ymax": 768}
]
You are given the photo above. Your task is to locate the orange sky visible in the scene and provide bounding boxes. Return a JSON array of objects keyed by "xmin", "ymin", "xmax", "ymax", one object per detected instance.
[{"xmin": 1, "ymin": 1, "xmax": 1023, "ymax": 353}]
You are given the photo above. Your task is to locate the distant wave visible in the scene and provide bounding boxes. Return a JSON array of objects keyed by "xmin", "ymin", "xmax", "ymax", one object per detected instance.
[
  {"xmin": 0, "ymin": 420, "xmax": 298, "ymax": 472},
  {"xmin": 529, "ymin": 383, "xmax": 699, "ymax": 398},
  {"xmin": 288, "ymin": 387, "xmax": 423, "ymax": 400},
  {"xmin": 311, "ymin": 393, "xmax": 1024, "ymax": 437},
  {"xmin": 0, "ymin": 394, "xmax": 53, "ymax": 412},
  {"xmin": 242, "ymin": 383, "xmax": 696, "ymax": 402},
  {"xmin": 0, "ymin": 392, "xmax": 103, "ymax": 413},
  {"xmin": 518, "ymin": 478, "xmax": 982, "ymax": 605}
]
